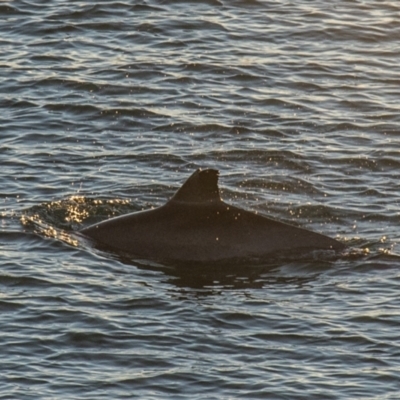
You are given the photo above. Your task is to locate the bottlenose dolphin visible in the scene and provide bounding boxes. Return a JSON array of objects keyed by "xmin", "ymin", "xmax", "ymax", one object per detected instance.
[{"xmin": 80, "ymin": 169, "xmax": 344, "ymax": 262}]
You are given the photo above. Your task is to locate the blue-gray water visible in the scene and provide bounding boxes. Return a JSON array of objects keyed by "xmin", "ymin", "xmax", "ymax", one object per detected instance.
[{"xmin": 2, "ymin": 1, "xmax": 400, "ymax": 398}]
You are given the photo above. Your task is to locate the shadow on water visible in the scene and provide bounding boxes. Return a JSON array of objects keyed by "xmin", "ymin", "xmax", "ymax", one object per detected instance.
[
  {"xmin": 87, "ymin": 244, "xmax": 400, "ymax": 291},
  {"xmin": 115, "ymin": 256, "xmax": 330, "ymax": 290}
]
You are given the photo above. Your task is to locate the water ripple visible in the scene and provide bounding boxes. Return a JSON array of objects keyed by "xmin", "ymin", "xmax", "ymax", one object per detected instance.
[{"xmin": 2, "ymin": 0, "xmax": 400, "ymax": 398}]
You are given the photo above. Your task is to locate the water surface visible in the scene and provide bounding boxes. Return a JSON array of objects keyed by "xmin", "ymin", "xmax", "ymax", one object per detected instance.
[{"xmin": 1, "ymin": 1, "xmax": 400, "ymax": 398}]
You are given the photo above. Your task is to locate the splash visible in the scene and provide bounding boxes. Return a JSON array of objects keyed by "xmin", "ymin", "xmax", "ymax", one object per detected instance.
[{"xmin": 20, "ymin": 195, "xmax": 135, "ymax": 247}]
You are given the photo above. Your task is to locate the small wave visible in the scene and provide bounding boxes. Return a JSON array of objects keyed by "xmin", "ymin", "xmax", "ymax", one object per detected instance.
[
  {"xmin": 22, "ymin": 196, "xmax": 137, "ymax": 231},
  {"xmin": 20, "ymin": 196, "xmax": 141, "ymax": 253}
]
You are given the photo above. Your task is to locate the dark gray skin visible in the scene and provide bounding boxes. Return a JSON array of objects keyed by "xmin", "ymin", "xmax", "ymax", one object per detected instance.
[{"xmin": 80, "ymin": 169, "xmax": 345, "ymax": 262}]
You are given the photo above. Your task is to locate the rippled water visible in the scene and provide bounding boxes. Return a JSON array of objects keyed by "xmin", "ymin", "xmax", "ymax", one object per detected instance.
[{"xmin": 2, "ymin": 0, "xmax": 400, "ymax": 398}]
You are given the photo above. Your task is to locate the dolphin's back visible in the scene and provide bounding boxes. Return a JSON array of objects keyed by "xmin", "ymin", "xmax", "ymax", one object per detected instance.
[
  {"xmin": 81, "ymin": 200, "xmax": 343, "ymax": 262},
  {"xmin": 80, "ymin": 169, "xmax": 344, "ymax": 262}
]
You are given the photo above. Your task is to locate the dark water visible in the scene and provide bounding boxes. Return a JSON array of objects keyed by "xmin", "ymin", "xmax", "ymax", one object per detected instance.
[{"xmin": 2, "ymin": 0, "xmax": 400, "ymax": 398}]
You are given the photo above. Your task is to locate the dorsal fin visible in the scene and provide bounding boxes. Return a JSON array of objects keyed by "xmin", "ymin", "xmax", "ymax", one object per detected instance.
[{"xmin": 169, "ymin": 169, "xmax": 221, "ymax": 203}]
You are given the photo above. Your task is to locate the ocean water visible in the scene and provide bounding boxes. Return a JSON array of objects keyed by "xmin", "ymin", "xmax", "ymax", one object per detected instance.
[{"xmin": 2, "ymin": 0, "xmax": 400, "ymax": 398}]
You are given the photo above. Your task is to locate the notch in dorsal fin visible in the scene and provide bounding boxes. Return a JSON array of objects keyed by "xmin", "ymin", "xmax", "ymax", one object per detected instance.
[{"xmin": 170, "ymin": 169, "xmax": 221, "ymax": 203}]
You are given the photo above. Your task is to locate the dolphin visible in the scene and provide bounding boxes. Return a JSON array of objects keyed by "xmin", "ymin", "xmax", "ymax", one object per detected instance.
[{"xmin": 80, "ymin": 169, "xmax": 344, "ymax": 262}]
